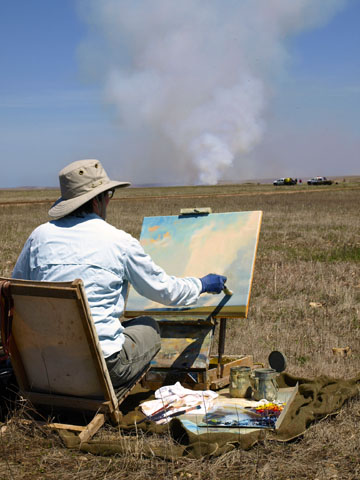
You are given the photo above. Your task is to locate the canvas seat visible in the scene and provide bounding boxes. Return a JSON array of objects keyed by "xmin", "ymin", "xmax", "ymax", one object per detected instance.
[{"xmin": 0, "ymin": 277, "xmax": 148, "ymax": 443}]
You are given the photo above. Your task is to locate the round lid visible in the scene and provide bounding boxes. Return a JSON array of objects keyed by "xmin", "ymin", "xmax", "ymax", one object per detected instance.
[{"xmin": 268, "ymin": 351, "xmax": 287, "ymax": 372}]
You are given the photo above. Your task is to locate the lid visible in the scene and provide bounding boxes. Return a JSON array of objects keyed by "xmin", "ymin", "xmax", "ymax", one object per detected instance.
[{"xmin": 268, "ymin": 350, "xmax": 287, "ymax": 372}]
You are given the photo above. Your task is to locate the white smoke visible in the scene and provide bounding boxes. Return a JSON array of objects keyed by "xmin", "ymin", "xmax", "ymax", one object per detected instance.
[{"xmin": 77, "ymin": 0, "xmax": 346, "ymax": 185}]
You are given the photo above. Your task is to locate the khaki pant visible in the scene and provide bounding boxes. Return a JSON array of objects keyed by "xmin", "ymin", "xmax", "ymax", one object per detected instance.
[{"xmin": 105, "ymin": 316, "xmax": 161, "ymax": 388}]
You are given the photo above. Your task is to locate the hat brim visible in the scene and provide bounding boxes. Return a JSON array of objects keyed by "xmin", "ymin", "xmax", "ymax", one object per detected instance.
[{"xmin": 48, "ymin": 180, "xmax": 130, "ymax": 219}]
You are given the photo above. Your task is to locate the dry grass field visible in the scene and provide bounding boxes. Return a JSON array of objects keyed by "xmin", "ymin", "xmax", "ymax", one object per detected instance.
[{"xmin": 0, "ymin": 180, "xmax": 359, "ymax": 479}]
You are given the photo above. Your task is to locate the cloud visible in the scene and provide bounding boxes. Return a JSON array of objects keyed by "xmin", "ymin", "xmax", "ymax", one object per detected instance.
[{"xmin": 77, "ymin": 0, "xmax": 348, "ymax": 184}]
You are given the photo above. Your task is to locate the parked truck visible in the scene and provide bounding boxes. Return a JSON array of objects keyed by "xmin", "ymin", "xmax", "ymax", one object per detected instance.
[
  {"xmin": 307, "ymin": 176, "xmax": 333, "ymax": 185},
  {"xmin": 273, "ymin": 177, "xmax": 297, "ymax": 186}
]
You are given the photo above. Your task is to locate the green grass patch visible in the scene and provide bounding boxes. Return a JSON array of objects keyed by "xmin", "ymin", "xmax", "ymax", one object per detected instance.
[{"xmin": 284, "ymin": 244, "xmax": 360, "ymax": 263}]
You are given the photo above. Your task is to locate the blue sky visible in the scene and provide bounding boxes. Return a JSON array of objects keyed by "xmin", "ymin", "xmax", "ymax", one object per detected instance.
[{"xmin": 1, "ymin": 0, "xmax": 359, "ymax": 187}]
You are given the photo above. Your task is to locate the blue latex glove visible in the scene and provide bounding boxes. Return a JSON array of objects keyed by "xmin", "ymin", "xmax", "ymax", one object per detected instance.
[{"xmin": 200, "ymin": 274, "xmax": 227, "ymax": 294}]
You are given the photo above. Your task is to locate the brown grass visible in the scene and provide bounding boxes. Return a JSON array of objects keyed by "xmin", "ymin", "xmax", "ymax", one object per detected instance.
[{"xmin": 1, "ymin": 182, "xmax": 359, "ymax": 479}]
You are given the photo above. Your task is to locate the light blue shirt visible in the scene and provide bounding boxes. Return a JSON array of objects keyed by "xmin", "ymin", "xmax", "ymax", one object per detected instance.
[{"xmin": 12, "ymin": 213, "xmax": 202, "ymax": 358}]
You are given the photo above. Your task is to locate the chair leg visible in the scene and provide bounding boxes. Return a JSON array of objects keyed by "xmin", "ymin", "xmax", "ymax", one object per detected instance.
[{"xmin": 79, "ymin": 413, "xmax": 105, "ymax": 444}]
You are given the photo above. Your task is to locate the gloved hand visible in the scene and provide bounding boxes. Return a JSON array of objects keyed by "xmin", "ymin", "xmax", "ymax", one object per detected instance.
[{"xmin": 200, "ymin": 274, "xmax": 227, "ymax": 294}]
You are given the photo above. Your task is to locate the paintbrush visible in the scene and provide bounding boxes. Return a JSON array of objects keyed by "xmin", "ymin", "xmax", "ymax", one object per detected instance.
[
  {"xmin": 223, "ymin": 285, "xmax": 233, "ymax": 296},
  {"xmin": 155, "ymin": 404, "xmax": 202, "ymax": 421},
  {"xmin": 148, "ymin": 404, "xmax": 202, "ymax": 423}
]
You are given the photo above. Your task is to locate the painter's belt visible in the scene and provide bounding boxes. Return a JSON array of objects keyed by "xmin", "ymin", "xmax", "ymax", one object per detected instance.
[{"xmin": 0, "ymin": 280, "xmax": 14, "ymax": 361}]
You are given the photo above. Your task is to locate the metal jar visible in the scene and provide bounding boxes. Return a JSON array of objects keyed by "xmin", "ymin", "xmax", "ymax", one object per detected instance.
[
  {"xmin": 229, "ymin": 366, "xmax": 253, "ymax": 398},
  {"xmin": 252, "ymin": 368, "xmax": 279, "ymax": 402}
]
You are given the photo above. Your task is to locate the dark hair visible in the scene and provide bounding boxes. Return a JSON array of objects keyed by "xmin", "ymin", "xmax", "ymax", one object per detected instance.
[{"xmin": 67, "ymin": 192, "xmax": 106, "ymax": 218}]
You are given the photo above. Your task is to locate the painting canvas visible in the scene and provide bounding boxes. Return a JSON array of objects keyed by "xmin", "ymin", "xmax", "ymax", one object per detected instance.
[{"xmin": 125, "ymin": 211, "xmax": 262, "ymax": 318}]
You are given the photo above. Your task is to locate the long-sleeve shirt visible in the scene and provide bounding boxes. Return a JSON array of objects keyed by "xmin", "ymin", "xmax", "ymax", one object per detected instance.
[{"xmin": 12, "ymin": 213, "xmax": 202, "ymax": 358}]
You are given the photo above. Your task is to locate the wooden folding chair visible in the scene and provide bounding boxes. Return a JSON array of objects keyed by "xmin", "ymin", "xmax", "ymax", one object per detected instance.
[{"xmin": 0, "ymin": 277, "xmax": 144, "ymax": 444}]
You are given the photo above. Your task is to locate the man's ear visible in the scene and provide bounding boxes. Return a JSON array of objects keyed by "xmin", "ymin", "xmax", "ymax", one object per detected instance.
[{"xmin": 92, "ymin": 194, "xmax": 107, "ymax": 219}]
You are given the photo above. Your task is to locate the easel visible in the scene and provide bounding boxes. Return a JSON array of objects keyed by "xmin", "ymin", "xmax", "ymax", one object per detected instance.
[{"xmin": 125, "ymin": 209, "xmax": 262, "ymax": 390}]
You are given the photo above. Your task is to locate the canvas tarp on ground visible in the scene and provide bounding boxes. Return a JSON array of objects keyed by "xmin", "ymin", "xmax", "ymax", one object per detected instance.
[{"xmin": 72, "ymin": 372, "xmax": 360, "ymax": 459}]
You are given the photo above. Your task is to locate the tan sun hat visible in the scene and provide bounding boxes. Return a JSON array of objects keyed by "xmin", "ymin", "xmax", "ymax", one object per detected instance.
[{"xmin": 48, "ymin": 159, "xmax": 130, "ymax": 219}]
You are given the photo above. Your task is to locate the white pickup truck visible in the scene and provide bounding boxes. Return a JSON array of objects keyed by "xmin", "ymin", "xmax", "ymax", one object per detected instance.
[
  {"xmin": 273, "ymin": 177, "xmax": 297, "ymax": 186},
  {"xmin": 307, "ymin": 176, "xmax": 333, "ymax": 185}
]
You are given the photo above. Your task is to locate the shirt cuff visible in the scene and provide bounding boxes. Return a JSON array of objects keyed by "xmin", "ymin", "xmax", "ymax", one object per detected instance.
[{"xmin": 193, "ymin": 277, "xmax": 203, "ymax": 296}]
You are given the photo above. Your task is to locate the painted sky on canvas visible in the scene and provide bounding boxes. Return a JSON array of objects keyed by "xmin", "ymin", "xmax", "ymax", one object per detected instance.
[
  {"xmin": 0, "ymin": 0, "xmax": 359, "ymax": 187},
  {"xmin": 126, "ymin": 211, "xmax": 262, "ymax": 313}
]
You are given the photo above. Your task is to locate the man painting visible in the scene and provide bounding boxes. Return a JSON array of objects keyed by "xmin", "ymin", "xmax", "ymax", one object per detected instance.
[{"xmin": 12, "ymin": 159, "xmax": 226, "ymax": 388}]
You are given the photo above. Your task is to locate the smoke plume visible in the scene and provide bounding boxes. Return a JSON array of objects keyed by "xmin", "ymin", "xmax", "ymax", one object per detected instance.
[{"xmin": 77, "ymin": 0, "xmax": 346, "ymax": 185}]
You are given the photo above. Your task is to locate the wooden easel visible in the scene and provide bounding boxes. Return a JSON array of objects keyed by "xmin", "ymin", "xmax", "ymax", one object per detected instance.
[{"xmin": 124, "ymin": 209, "xmax": 262, "ymax": 390}]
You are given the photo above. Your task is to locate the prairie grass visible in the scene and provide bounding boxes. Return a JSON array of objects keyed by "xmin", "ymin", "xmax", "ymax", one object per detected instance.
[{"xmin": 0, "ymin": 181, "xmax": 359, "ymax": 479}]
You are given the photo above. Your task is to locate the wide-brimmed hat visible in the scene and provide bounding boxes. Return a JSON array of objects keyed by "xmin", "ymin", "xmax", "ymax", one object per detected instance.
[{"xmin": 48, "ymin": 159, "xmax": 130, "ymax": 219}]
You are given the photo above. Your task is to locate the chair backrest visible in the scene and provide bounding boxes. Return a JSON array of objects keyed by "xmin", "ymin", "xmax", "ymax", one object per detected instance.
[{"xmin": 0, "ymin": 277, "xmax": 119, "ymax": 416}]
